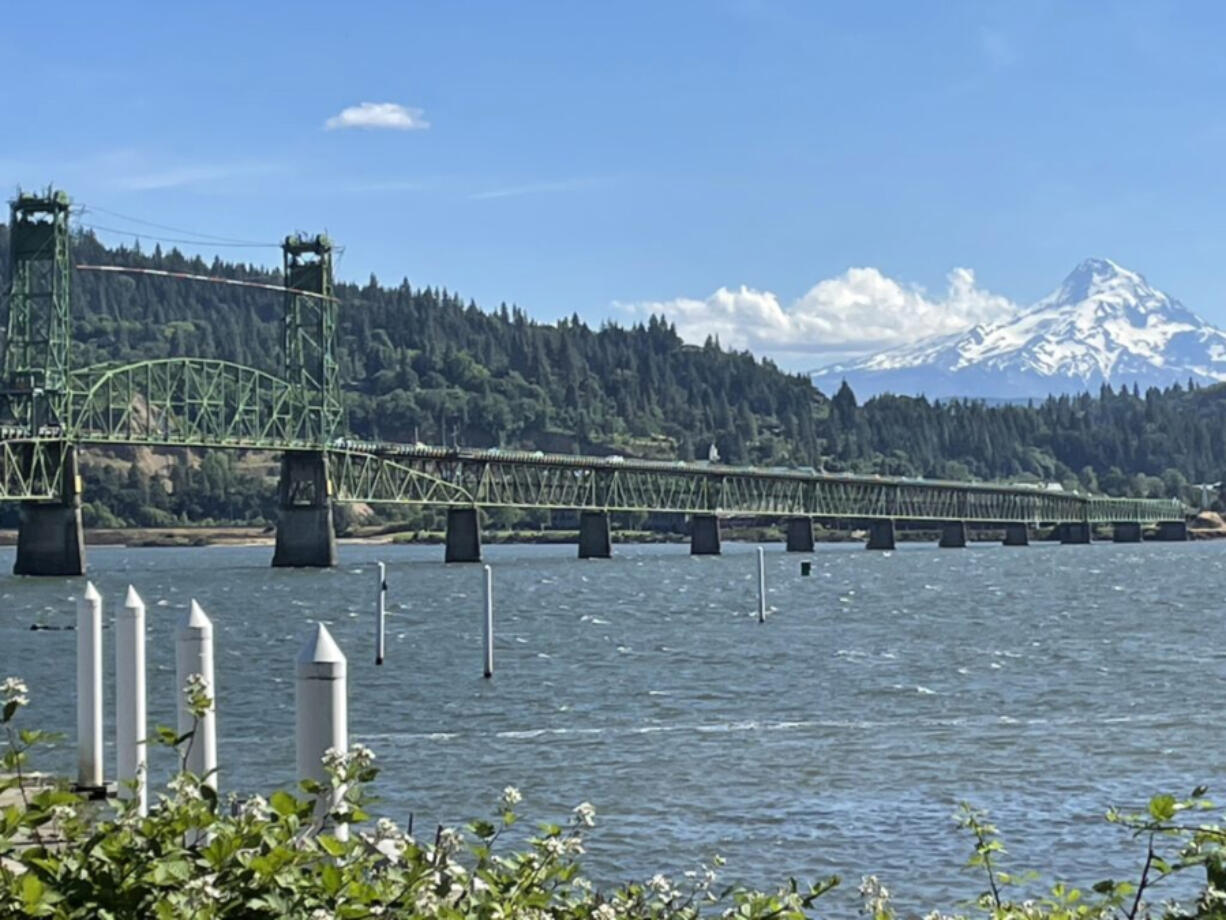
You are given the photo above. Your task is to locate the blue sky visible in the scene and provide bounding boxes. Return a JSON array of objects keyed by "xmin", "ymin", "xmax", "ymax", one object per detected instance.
[{"xmin": 4, "ymin": 1, "xmax": 1226, "ymax": 370}]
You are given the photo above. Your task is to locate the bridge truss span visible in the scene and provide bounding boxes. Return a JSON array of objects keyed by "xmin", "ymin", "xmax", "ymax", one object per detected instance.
[
  {"xmin": 66, "ymin": 358, "xmax": 312, "ymax": 450},
  {"xmin": 326, "ymin": 447, "xmax": 1187, "ymax": 525},
  {"xmin": 0, "ymin": 439, "xmax": 70, "ymax": 501}
]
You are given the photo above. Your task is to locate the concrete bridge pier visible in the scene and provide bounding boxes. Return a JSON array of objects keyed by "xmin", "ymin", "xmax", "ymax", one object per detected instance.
[
  {"xmin": 1058, "ymin": 522, "xmax": 1092, "ymax": 544},
  {"xmin": 1157, "ymin": 520, "xmax": 1188, "ymax": 542},
  {"xmin": 690, "ymin": 514, "xmax": 721, "ymax": 555},
  {"xmin": 1002, "ymin": 523, "xmax": 1029, "ymax": 546},
  {"xmin": 1113, "ymin": 522, "xmax": 1142, "ymax": 543},
  {"xmin": 938, "ymin": 521, "xmax": 967, "ymax": 548},
  {"xmin": 445, "ymin": 508, "xmax": 483, "ymax": 562},
  {"xmin": 272, "ymin": 451, "xmax": 337, "ymax": 568},
  {"xmin": 785, "ymin": 518, "xmax": 815, "ymax": 553},
  {"xmin": 578, "ymin": 511, "xmax": 612, "ymax": 559},
  {"xmin": 865, "ymin": 519, "xmax": 895, "ymax": 550},
  {"xmin": 15, "ymin": 446, "xmax": 85, "ymax": 577}
]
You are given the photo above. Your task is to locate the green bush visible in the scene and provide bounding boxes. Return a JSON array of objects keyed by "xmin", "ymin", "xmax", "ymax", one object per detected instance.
[{"xmin": 2, "ymin": 676, "xmax": 1225, "ymax": 919}]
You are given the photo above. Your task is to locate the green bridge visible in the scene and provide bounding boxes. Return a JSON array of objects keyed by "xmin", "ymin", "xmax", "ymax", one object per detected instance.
[{"xmin": 0, "ymin": 189, "xmax": 1188, "ymax": 574}]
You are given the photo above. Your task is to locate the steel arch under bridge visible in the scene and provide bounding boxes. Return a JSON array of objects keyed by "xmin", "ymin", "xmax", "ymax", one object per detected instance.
[{"xmin": 0, "ymin": 356, "xmax": 1186, "ymax": 526}]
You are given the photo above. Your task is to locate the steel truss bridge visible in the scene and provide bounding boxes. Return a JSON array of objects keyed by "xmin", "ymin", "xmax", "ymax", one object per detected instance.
[{"xmin": 0, "ymin": 188, "xmax": 1186, "ymax": 573}]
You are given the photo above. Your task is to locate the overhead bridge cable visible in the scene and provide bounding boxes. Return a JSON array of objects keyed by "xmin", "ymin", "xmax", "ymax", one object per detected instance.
[
  {"xmin": 76, "ymin": 203, "xmax": 280, "ymax": 248},
  {"xmin": 75, "ymin": 220, "xmax": 282, "ymax": 249},
  {"xmin": 75, "ymin": 264, "xmax": 339, "ymax": 302}
]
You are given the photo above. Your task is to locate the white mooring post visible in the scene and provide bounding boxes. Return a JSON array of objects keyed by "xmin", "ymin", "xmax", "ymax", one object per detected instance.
[
  {"xmin": 176, "ymin": 600, "xmax": 218, "ymax": 791},
  {"xmin": 296, "ymin": 623, "xmax": 348, "ymax": 839},
  {"xmin": 757, "ymin": 547, "xmax": 767, "ymax": 623},
  {"xmin": 76, "ymin": 582, "xmax": 103, "ymax": 789},
  {"xmin": 116, "ymin": 586, "xmax": 147, "ymax": 815},
  {"xmin": 375, "ymin": 562, "xmax": 387, "ymax": 666},
  {"xmin": 483, "ymin": 564, "xmax": 494, "ymax": 678}
]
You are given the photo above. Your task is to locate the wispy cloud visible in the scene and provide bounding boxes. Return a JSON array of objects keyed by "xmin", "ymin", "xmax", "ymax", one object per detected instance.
[
  {"xmin": 115, "ymin": 162, "xmax": 275, "ymax": 191},
  {"xmin": 324, "ymin": 101, "xmax": 429, "ymax": 131},
  {"xmin": 619, "ymin": 267, "xmax": 1018, "ymax": 358},
  {"xmin": 469, "ymin": 178, "xmax": 596, "ymax": 201}
]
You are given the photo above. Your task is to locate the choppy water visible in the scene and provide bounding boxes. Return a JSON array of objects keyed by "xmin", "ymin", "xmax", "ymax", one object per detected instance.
[{"xmin": 2, "ymin": 540, "xmax": 1222, "ymax": 913}]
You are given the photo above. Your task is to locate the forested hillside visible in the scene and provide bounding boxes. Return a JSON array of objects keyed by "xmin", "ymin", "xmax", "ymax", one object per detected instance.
[{"xmin": 1, "ymin": 226, "xmax": 1225, "ymax": 526}]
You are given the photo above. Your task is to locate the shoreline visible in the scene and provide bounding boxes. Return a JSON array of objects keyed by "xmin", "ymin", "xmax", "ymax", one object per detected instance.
[{"xmin": 0, "ymin": 522, "xmax": 1219, "ymax": 549}]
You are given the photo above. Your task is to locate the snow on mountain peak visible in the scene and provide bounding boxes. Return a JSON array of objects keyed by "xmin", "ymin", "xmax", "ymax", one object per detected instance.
[{"xmin": 812, "ymin": 258, "xmax": 1226, "ymax": 399}]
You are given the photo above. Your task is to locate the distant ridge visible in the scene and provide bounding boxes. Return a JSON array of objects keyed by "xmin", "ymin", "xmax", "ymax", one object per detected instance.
[{"xmin": 812, "ymin": 258, "xmax": 1226, "ymax": 399}]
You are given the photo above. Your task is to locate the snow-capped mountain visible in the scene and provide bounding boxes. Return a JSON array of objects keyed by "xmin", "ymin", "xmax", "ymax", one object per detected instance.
[{"xmin": 811, "ymin": 258, "xmax": 1226, "ymax": 399}]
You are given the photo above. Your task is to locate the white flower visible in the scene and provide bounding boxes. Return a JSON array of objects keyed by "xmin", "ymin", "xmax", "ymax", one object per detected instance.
[
  {"xmin": 859, "ymin": 875, "xmax": 891, "ymax": 915},
  {"xmin": 375, "ymin": 817, "xmax": 402, "ymax": 841},
  {"xmin": 183, "ymin": 873, "xmax": 223, "ymax": 901},
  {"xmin": 49, "ymin": 804, "xmax": 75, "ymax": 823},
  {"xmin": 1, "ymin": 677, "xmax": 29, "ymax": 708},
  {"xmin": 309, "ymin": 910, "xmax": 333, "ymax": 920},
  {"xmin": 167, "ymin": 774, "xmax": 202, "ymax": 802},
  {"xmin": 238, "ymin": 794, "xmax": 269, "ymax": 820},
  {"xmin": 321, "ymin": 747, "xmax": 348, "ymax": 771},
  {"xmin": 350, "ymin": 742, "xmax": 376, "ymax": 767},
  {"xmin": 500, "ymin": 785, "xmax": 522, "ymax": 808},
  {"xmin": 593, "ymin": 904, "xmax": 617, "ymax": 920},
  {"xmin": 438, "ymin": 826, "xmax": 464, "ymax": 854},
  {"xmin": 572, "ymin": 801, "xmax": 596, "ymax": 827}
]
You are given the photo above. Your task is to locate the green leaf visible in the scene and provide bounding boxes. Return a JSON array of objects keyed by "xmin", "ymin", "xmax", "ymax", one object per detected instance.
[
  {"xmin": 471, "ymin": 819, "xmax": 497, "ymax": 839},
  {"xmin": 321, "ymin": 861, "xmax": 342, "ymax": 895},
  {"xmin": 269, "ymin": 790, "xmax": 297, "ymax": 816},
  {"xmin": 21, "ymin": 872, "xmax": 45, "ymax": 908},
  {"xmin": 1149, "ymin": 794, "xmax": 1177, "ymax": 821},
  {"xmin": 317, "ymin": 834, "xmax": 346, "ymax": 857}
]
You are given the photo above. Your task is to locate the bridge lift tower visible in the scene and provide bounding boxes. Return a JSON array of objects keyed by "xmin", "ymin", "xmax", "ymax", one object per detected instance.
[
  {"xmin": 1, "ymin": 189, "xmax": 83, "ymax": 575},
  {"xmin": 272, "ymin": 233, "xmax": 341, "ymax": 567}
]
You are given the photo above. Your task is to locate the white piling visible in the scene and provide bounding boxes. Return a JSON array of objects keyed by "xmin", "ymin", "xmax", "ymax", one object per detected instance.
[
  {"xmin": 757, "ymin": 547, "xmax": 767, "ymax": 623},
  {"xmin": 482, "ymin": 564, "xmax": 494, "ymax": 678},
  {"xmin": 375, "ymin": 562, "xmax": 386, "ymax": 666},
  {"xmin": 116, "ymin": 585, "xmax": 147, "ymax": 814},
  {"xmin": 75, "ymin": 582, "xmax": 103, "ymax": 789},
  {"xmin": 176, "ymin": 600, "xmax": 218, "ymax": 791},
  {"xmin": 296, "ymin": 623, "xmax": 348, "ymax": 839}
]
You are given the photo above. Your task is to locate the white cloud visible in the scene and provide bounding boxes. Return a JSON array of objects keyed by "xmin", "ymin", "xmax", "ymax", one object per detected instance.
[
  {"xmin": 620, "ymin": 267, "xmax": 1018, "ymax": 358},
  {"xmin": 324, "ymin": 102, "xmax": 429, "ymax": 131}
]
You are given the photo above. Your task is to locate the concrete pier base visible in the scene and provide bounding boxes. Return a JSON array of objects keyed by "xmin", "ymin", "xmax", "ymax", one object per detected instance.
[
  {"xmin": 866, "ymin": 519, "xmax": 895, "ymax": 550},
  {"xmin": 15, "ymin": 501, "xmax": 85, "ymax": 576},
  {"xmin": 578, "ymin": 511, "xmax": 612, "ymax": 559},
  {"xmin": 1059, "ymin": 522, "xmax": 1092, "ymax": 544},
  {"xmin": 1003, "ymin": 523, "xmax": 1029, "ymax": 546},
  {"xmin": 938, "ymin": 521, "xmax": 968, "ymax": 548},
  {"xmin": 1157, "ymin": 520, "xmax": 1188, "ymax": 542},
  {"xmin": 15, "ymin": 446, "xmax": 85, "ymax": 576},
  {"xmin": 273, "ymin": 451, "xmax": 337, "ymax": 568},
  {"xmin": 785, "ymin": 518, "xmax": 815, "ymax": 553},
  {"xmin": 1113, "ymin": 522, "xmax": 1142, "ymax": 543},
  {"xmin": 690, "ymin": 514, "xmax": 721, "ymax": 555},
  {"xmin": 445, "ymin": 507, "xmax": 482, "ymax": 562}
]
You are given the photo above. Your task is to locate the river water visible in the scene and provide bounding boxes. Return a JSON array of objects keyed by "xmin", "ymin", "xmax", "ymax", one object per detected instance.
[{"xmin": 1, "ymin": 540, "xmax": 1221, "ymax": 913}]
